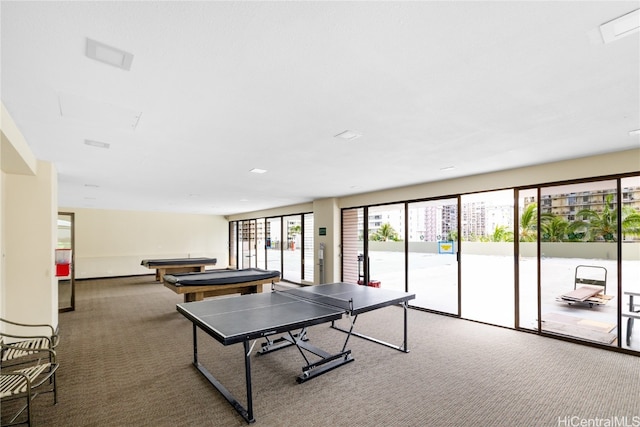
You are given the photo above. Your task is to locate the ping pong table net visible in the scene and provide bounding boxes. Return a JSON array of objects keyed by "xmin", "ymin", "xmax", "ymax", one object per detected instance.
[{"xmin": 271, "ymin": 283, "xmax": 354, "ymax": 312}]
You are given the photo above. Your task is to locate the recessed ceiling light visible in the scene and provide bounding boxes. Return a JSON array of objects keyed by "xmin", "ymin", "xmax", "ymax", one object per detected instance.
[
  {"xmin": 84, "ymin": 184, "xmax": 100, "ymax": 188},
  {"xmin": 334, "ymin": 130, "xmax": 362, "ymax": 141},
  {"xmin": 250, "ymin": 168, "xmax": 267, "ymax": 174},
  {"xmin": 440, "ymin": 166, "xmax": 455, "ymax": 171},
  {"xmin": 600, "ymin": 9, "xmax": 640, "ymax": 43},
  {"xmin": 84, "ymin": 139, "xmax": 110, "ymax": 149},
  {"xmin": 630, "ymin": 129, "xmax": 640, "ymax": 136},
  {"xmin": 86, "ymin": 38, "xmax": 134, "ymax": 70},
  {"xmin": 240, "ymin": 199, "xmax": 249, "ymax": 202}
]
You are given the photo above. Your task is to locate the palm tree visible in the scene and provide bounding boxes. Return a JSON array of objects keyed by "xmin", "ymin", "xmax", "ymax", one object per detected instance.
[
  {"xmin": 621, "ymin": 206, "xmax": 640, "ymax": 240},
  {"xmin": 573, "ymin": 194, "xmax": 640, "ymax": 241},
  {"xmin": 519, "ymin": 203, "xmax": 537, "ymax": 242},
  {"xmin": 491, "ymin": 225, "xmax": 514, "ymax": 242},
  {"xmin": 370, "ymin": 223, "xmax": 400, "ymax": 242},
  {"xmin": 572, "ymin": 194, "xmax": 617, "ymax": 241},
  {"xmin": 540, "ymin": 213, "xmax": 568, "ymax": 242}
]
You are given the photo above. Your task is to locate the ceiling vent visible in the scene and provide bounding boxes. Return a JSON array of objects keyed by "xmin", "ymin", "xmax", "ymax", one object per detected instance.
[
  {"xmin": 600, "ymin": 9, "xmax": 640, "ymax": 43},
  {"xmin": 86, "ymin": 38, "xmax": 134, "ymax": 70},
  {"xmin": 334, "ymin": 130, "xmax": 362, "ymax": 141}
]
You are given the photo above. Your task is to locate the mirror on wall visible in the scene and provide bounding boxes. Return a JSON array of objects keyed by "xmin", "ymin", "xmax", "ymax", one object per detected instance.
[{"xmin": 57, "ymin": 212, "xmax": 75, "ymax": 312}]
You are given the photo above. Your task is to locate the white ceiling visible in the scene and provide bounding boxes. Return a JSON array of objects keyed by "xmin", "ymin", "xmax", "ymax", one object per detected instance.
[{"xmin": 1, "ymin": 1, "xmax": 639, "ymax": 216}]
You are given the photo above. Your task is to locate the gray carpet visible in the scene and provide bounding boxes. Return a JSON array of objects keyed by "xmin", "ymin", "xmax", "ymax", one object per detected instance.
[{"xmin": 10, "ymin": 275, "xmax": 640, "ymax": 426}]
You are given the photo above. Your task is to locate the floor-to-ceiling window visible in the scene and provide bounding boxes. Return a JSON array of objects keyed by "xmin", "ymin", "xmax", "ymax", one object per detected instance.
[
  {"xmin": 236, "ymin": 220, "xmax": 257, "ymax": 269},
  {"xmin": 621, "ymin": 176, "xmax": 640, "ymax": 351},
  {"xmin": 238, "ymin": 220, "xmax": 246, "ymax": 268},
  {"xmin": 517, "ymin": 188, "xmax": 538, "ymax": 330},
  {"xmin": 230, "ymin": 212, "xmax": 313, "ymax": 285},
  {"xmin": 229, "ymin": 221, "xmax": 238, "ymax": 269},
  {"xmin": 283, "ymin": 215, "xmax": 302, "ymax": 282},
  {"xmin": 539, "ymin": 180, "xmax": 618, "ymax": 346},
  {"xmin": 266, "ymin": 217, "xmax": 282, "ymax": 273},
  {"xmin": 460, "ymin": 189, "xmax": 515, "ymax": 328},
  {"xmin": 256, "ymin": 218, "xmax": 266, "ymax": 269},
  {"xmin": 407, "ymin": 198, "xmax": 458, "ymax": 313},
  {"xmin": 339, "ymin": 174, "xmax": 639, "ymax": 355},
  {"xmin": 368, "ymin": 204, "xmax": 405, "ymax": 292}
]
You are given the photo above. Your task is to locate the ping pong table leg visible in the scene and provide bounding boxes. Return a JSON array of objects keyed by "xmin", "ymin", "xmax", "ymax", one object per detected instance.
[
  {"xmin": 243, "ymin": 340, "xmax": 254, "ymax": 423},
  {"xmin": 192, "ymin": 324, "xmax": 198, "ymax": 364},
  {"xmin": 189, "ymin": 325, "xmax": 255, "ymax": 423},
  {"xmin": 403, "ymin": 300, "xmax": 409, "ymax": 352},
  {"xmin": 330, "ymin": 301, "xmax": 410, "ymax": 353}
]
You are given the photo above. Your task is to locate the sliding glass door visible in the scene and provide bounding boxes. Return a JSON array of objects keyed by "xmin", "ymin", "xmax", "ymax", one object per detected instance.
[
  {"xmin": 539, "ymin": 181, "xmax": 618, "ymax": 346},
  {"xmin": 517, "ymin": 188, "xmax": 538, "ymax": 330},
  {"xmin": 368, "ymin": 204, "xmax": 405, "ymax": 292},
  {"xmin": 407, "ymin": 198, "xmax": 458, "ymax": 313},
  {"xmin": 266, "ymin": 217, "xmax": 282, "ymax": 273},
  {"xmin": 283, "ymin": 215, "xmax": 302, "ymax": 282},
  {"xmin": 239, "ymin": 220, "xmax": 256, "ymax": 269},
  {"xmin": 229, "ymin": 222, "xmax": 238, "ymax": 269},
  {"xmin": 460, "ymin": 190, "xmax": 515, "ymax": 327},
  {"xmin": 256, "ymin": 218, "xmax": 266, "ymax": 269},
  {"xmin": 621, "ymin": 176, "xmax": 640, "ymax": 351}
]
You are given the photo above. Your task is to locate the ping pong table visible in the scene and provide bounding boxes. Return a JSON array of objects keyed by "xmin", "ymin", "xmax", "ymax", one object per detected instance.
[{"xmin": 176, "ymin": 282, "xmax": 415, "ymax": 423}]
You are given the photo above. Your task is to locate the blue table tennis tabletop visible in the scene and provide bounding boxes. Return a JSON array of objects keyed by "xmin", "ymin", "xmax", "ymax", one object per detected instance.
[{"xmin": 177, "ymin": 282, "xmax": 415, "ymax": 424}]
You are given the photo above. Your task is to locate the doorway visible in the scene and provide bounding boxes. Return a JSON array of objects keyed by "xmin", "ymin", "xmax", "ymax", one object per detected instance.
[{"xmin": 57, "ymin": 212, "xmax": 75, "ymax": 312}]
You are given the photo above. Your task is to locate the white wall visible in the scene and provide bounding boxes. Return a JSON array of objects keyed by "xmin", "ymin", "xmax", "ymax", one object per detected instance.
[
  {"xmin": 60, "ymin": 207, "xmax": 229, "ymax": 279},
  {"xmin": 1, "ymin": 104, "xmax": 58, "ymax": 329},
  {"xmin": 4, "ymin": 160, "xmax": 58, "ymax": 327}
]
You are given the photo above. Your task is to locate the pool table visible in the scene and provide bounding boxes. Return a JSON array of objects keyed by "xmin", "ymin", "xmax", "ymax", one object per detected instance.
[
  {"xmin": 140, "ymin": 257, "xmax": 218, "ymax": 282},
  {"xmin": 163, "ymin": 268, "xmax": 281, "ymax": 302}
]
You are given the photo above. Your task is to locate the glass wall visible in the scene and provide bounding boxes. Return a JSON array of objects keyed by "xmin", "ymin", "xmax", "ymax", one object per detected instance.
[
  {"xmin": 368, "ymin": 204, "xmax": 405, "ymax": 292},
  {"xmin": 620, "ymin": 176, "xmax": 640, "ymax": 351},
  {"xmin": 460, "ymin": 190, "xmax": 515, "ymax": 328},
  {"xmin": 229, "ymin": 222, "xmax": 238, "ymax": 269},
  {"xmin": 539, "ymin": 180, "xmax": 618, "ymax": 346},
  {"xmin": 517, "ymin": 188, "xmax": 538, "ymax": 330},
  {"xmin": 407, "ymin": 198, "xmax": 458, "ymax": 313},
  {"xmin": 244, "ymin": 220, "xmax": 257, "ymax": 268},
  {"xmin": 283, "ymin": 215, "xmax": 302, "ymax": 282},
  {"xmin": 256, "ymin": 218, "xmax": 266, "ymax": 269},
  {"xmin": 266, "ymin": 217, "xmax": 282, "ymax": 273},
  {"xmin": 339, "ymin": 174, "xmax": 639, "ymax": 354},
  {"xmin": 230, "ymin": 212, "xmax": 313, "ymax": 285}
]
